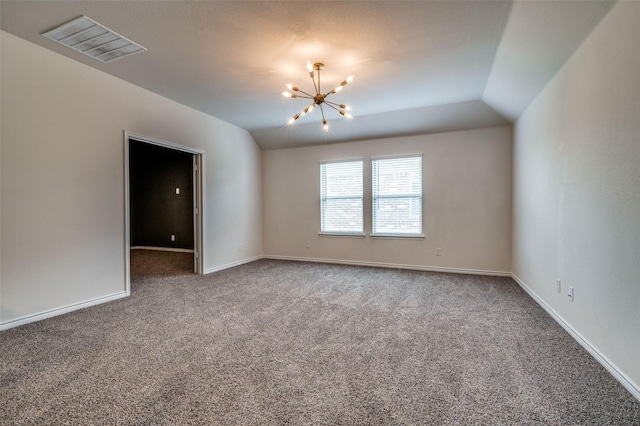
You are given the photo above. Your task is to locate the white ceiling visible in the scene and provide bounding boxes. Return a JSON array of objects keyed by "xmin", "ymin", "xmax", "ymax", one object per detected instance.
[{"xmin": 0, "ymin": 1, "xmax": 615, "ymax": 150}]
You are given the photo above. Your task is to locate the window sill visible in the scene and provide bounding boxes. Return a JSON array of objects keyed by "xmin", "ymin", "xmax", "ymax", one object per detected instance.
[
  {"xmin": 319, "ymin": 232, "xmax": 366, "ymax": 238},
  {"xmin": 370, "ymin": 234, "xmax": 424, "ymax": 240}
]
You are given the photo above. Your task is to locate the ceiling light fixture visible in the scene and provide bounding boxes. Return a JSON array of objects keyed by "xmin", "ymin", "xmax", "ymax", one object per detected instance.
[{"xmin": 283, "ymin": 62, "xmax": 354, "ymax": 131}]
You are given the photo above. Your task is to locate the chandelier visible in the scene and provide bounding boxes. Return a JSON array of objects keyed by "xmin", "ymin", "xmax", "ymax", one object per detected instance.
[{"xmin": 282, "ymin": 61, "xmax": 354, "ymax": 131}]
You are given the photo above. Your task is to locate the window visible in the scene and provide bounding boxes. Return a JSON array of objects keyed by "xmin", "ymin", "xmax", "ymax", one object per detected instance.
[
  {"xmin": 372, "ymin": 155, "xmax": 422, "ymax": 236},
  {"xmin": 320, "ymin": 160, "xmax": 363, "ymax": 235}
]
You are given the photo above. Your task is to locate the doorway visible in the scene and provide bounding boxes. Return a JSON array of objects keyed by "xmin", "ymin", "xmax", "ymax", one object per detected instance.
[{"xmin": 124, "ymin": 131, "xmax": 204, "ymax": 294}]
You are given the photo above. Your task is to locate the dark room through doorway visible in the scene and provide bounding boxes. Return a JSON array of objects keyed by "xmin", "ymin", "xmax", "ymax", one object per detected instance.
[{"xmin": 126, "ymin": 136, "xmax": 203, "ymax": 283}]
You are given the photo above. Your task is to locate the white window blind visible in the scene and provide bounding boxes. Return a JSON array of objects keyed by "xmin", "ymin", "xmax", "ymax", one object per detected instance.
[
  {"xmin": 372, "ymin": 155, "xmax": 422, "ymax": 236},
  {"xmin": 320, "ymin": 160, "xmax": 363, "ymax": 234}
]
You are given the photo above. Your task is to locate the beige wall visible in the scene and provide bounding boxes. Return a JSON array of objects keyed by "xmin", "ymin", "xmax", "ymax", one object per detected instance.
[
  {"xmin": 263, "ymin": 127, "xmax": 512, "ymax": 274},
  {"xmin": 0, "ymin": 32, "xmax": 263, "ymax": 327},
  {"xmin": 513, "ymin": 1, "xmax": 640, "ymax": 393}
]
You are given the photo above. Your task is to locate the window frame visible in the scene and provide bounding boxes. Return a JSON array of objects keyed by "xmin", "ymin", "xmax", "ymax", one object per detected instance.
[
  {"xmin": 371, "ymin": 154, "xmax": 424, "ymax": 238},
  {"xmin": 319, "ymin": 159, "xmax": 365, "ymax": 236}
]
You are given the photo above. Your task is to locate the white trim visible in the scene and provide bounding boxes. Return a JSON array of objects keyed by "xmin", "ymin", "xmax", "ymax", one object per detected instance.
[
  {"xmin": 370, "ymin": 234, "xmax": 425, "ymax": 239},
  {"xmin": 131, "ymin": 246, "xmax": 194, "ymax": 253},
  {"xmin": 511, "ymin": 273, "xmax": 640, "ymax": 402},
  {"xmin": 0, "ymin": 291, "xmax": 128, "ymax": 331},
  {"xmin": 124, "ymin": 137, "xmax": 131, "ymax": 296},
  {"xmin": 370, "ymin": 152, "xmax": 423, "ymax": 161},
  {"xmin": 192, "ymin": 155, "xmax": 203, "ymax": 274},
  {"xmin": 318, "ymin": 232, "xmax": 366, "ymax": 238},
  {"xmin": 125, "ymin": 131, "xmax": 205, "ymax": 155},
  {"xmin": 318, "ymin": 157, "xmax": 365, "ymax": 165},
  {"xmin": 204, "ymin": 255, "xmax": 264, "ymax": 275},
  {"xmin": 263, "ymin": 255, "xmax": 511, "ymax": 276}
]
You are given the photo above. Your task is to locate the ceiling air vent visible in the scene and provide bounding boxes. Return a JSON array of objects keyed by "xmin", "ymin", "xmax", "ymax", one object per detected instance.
[{"xmin": 42, "ymin": 15, "xmax": 146, "ymax": 63}]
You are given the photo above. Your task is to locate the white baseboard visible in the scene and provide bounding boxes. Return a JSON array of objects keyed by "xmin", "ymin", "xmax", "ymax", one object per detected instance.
[
  {"xmin": 511, "ymin": 273, "xmax": 640, "ymax": 402},
  {"xmin": 204, "ymin": 255, "xmax": 264, "ymax": 274},
  {"xmin": 0, "ymin": 291, "xmax": 128, "ymax": 331},
  {"xmin": 131, "ymin": 246, "xmax": 194, "ymax": 253},
  {"xmin": 263, "ymin": 255, "xmax": 511, "ymax": 276}
]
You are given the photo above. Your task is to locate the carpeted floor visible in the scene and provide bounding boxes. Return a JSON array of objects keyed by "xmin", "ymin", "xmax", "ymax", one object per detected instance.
[{"xmin": 1, "ymin": 250, "xmax": 639, "ymax": 425}]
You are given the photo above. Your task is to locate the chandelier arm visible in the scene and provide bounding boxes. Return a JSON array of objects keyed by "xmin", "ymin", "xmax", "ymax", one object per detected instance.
[
  {"xmin": 323, "ymin": 88, "xmax": 342, "ymax": 98},
  {"xmin": 296, "ymin": 89, "xmax": 314, "ymax": 98},
  {"xmin": 324, "ymin": 103, "xmax": 342, "ymax": 113},
  {"xmin": 295, "ymin": 94, "xmax": 314, "ymax": 100},
  {"xmin": 324, "ymin": 100, "xmax": 345, "ymax": 108},
  {"xmin": 320, "ymin": 105, "xmax": 329, "ymax": 131},
  {"xmin": 310, "ymin": 74, "xmax": 319, "ymax": 95}
]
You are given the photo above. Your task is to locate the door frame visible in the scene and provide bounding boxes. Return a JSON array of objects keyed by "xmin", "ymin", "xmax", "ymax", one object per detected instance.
[{"xmin": 124, "ymin": 131, "xmax": 205, "ymax": 295}]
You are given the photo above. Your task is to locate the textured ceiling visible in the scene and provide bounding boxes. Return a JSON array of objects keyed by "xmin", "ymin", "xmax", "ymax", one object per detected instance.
[{"xmin": 0, "ymin": 1, "xmax": 615, "ymax": 149}]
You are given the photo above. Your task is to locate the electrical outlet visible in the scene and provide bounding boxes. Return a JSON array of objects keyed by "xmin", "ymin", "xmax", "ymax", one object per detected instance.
[
  {"xmin": 305, "ymin": 241, "xmax": 311, "ymax": 249},
  {"xmin": 435, "ymin": 248, "xmax": 442, "ymax": 256},
  {"xmin": 568, "ymin": 286, "xmax": 574, "ymax": 302},
  {"xmin": 175, "ymin": 187, "xmax": 180, "ymax": 195},
  {"xmin": 170, "ymin": 234, "xmax": 176, "ymax": 241},
  {"xmin": 556, "ymin": 279, "xmax": 562, "ymax": 294}
]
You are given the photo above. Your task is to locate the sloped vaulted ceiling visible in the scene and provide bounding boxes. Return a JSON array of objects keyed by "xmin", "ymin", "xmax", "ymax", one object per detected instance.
[{"xmin": 0, "ymin": 1, "xmax": 615, "ymax": 149}]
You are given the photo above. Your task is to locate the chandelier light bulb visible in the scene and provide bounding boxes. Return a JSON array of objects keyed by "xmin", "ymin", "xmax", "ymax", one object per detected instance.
[
  {"xmin": 323, "ymin": 120, "xmax": 329, "ymax": 131},
  {"xmin": 339, "ymin": 104, "xmax": 352, "ymax": 111},
  {"xmin": 288, "ymin": 113, "xmax": 300, "ymax": 125}
]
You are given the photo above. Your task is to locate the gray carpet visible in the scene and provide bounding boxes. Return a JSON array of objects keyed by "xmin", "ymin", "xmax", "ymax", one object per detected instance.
[{"xmin": 1, "ymin": 250, "xmax": 639, "ymax": 425}]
